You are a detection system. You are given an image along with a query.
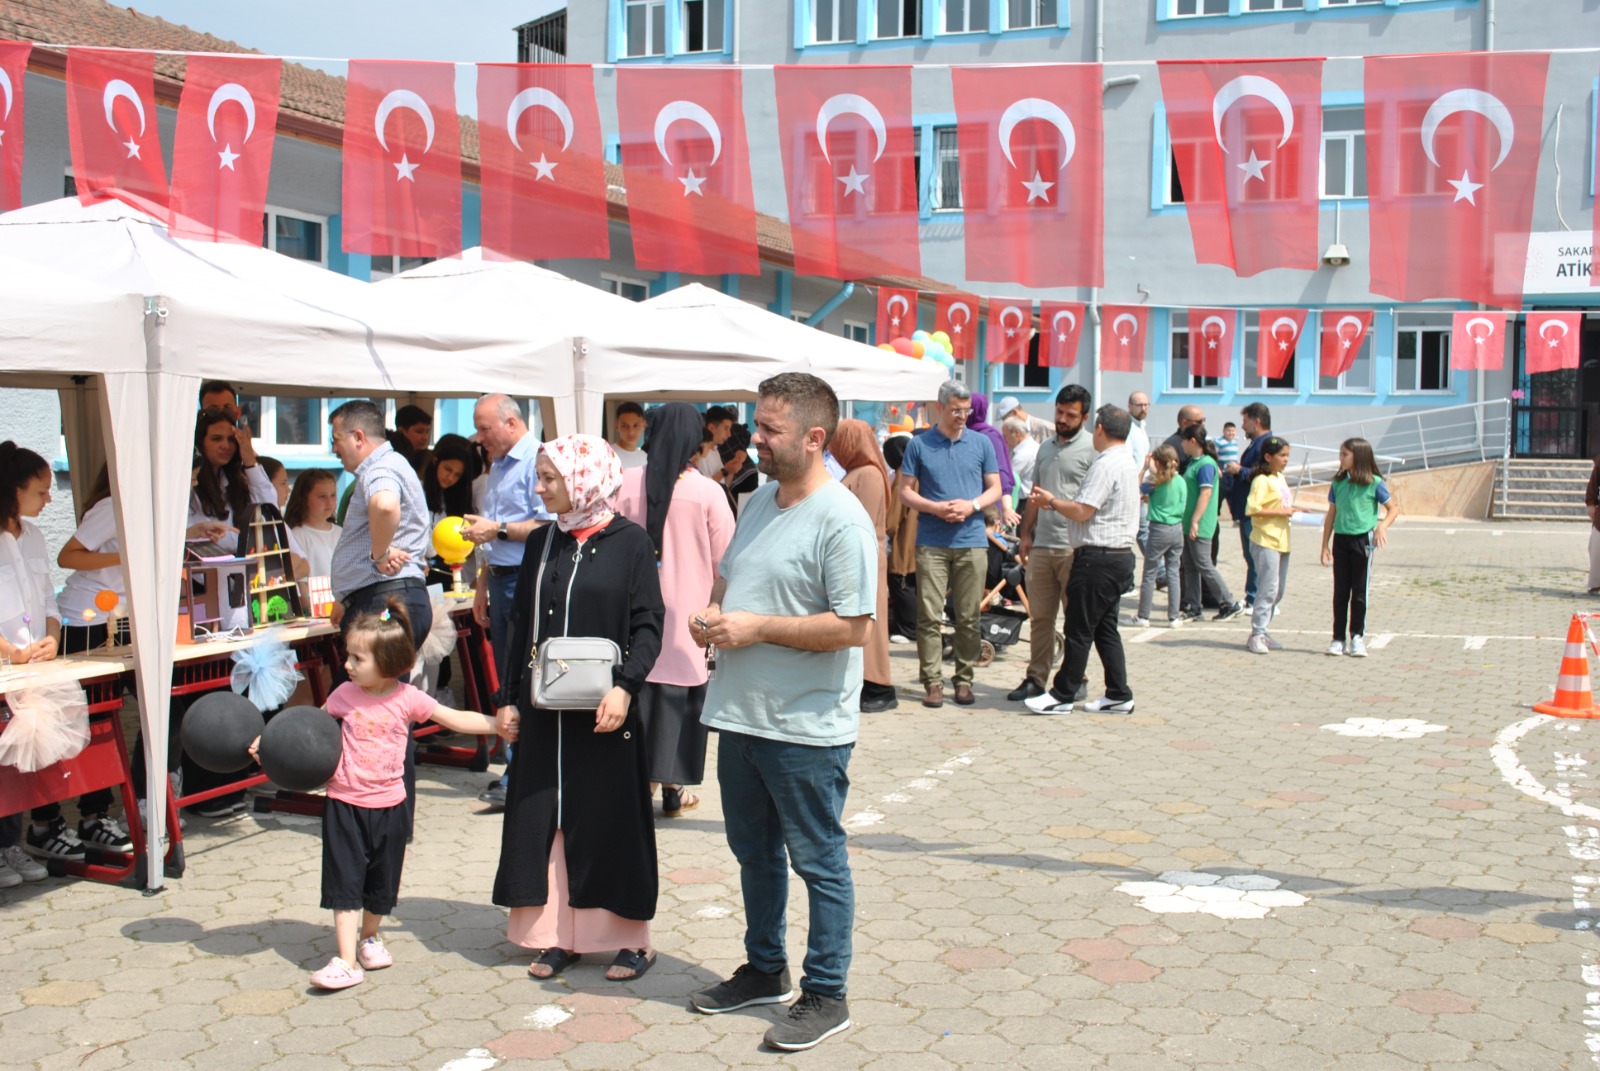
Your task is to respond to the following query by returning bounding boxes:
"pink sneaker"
[356,937,393,971]
[309,957,365,990]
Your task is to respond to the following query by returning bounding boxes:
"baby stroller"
[942,524,1056,668]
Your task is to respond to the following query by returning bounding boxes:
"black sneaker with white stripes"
[25,817,85,861]
[77,816,133,851]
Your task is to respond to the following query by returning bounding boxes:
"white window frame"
[874,0,922,39]
[233,395,390,459]
[679,0,723,52]
[1314,317,1376,394]
[1238,312,1299,394]
[1243,0,1304,10]
[929,126,962,212]
[993,361,1024,390]
[367,254,434,281]
[842,319,870,344]
[811,0,858,42]
[1168,0,1229,16]
[602,273,650,302]
[1167,311,1223,393]
[1005,0,1058,29]
[791,310,813,324]
[1392,312,1454,394]
[1320,107,1367,200]
[264,206,329,268]
[624,0,667,57]
[942,0,988,33]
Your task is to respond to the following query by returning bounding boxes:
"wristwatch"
[971,498,983,514]
[496,522,508,542]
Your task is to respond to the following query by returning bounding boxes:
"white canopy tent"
[0,199,579,888]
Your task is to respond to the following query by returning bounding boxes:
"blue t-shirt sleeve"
[900,438,924,481]
[825,520,879,619]
[1139,481,1154,496]
[1196,464,1216,490]
[1374,480,1391,506]
[980,435,998,476]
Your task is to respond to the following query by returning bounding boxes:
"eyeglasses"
[947,407,973,418]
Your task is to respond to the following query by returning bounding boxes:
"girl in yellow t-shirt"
[1244,437,1294,654]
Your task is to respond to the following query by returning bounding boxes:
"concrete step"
[1495,511,1589,521]
[1502,491,1592,506]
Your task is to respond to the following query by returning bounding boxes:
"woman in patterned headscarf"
[491,434,666,983]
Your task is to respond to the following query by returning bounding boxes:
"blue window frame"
[609,0,735,62]
[794,0,1068,52]
[1156,0,1476,23]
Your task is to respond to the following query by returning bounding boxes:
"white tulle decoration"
[0,681,90,772]
[230,640,303,712]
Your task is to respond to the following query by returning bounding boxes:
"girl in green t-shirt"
[1179,424,1243,621]
[1134,445,1188,626]
[1318,438,1400,658]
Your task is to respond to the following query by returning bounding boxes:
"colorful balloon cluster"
[878,329,957,375]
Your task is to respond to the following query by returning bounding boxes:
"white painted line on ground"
[1130,629,1163,643]
[1464,636,1489,651]
[1130,626,1561,643]
[1491,717,1600,822]
[524,1006,572,1030]
[849,748,983,836]
[1368,633,1395,649]
[437,1051,498,1071]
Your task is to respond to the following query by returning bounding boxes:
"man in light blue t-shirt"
[690,373,876,1052]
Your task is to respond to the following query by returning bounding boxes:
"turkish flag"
[877,286,919,343]
[952,63,1102,288]
[1526,311,1582,374]
[1101,305,1149,373]
[170,55,281,244]
[65,48,169,219]
[1188,308,1238,379]
[343,60,461,258]
[1256,309,1307,380]
[774,65,919,280]
[1039,302,1085,368]
[0,42,30,212]
[477,63,609,262]
[1319,311,1374,378]
[1450,310,1508,371]
[1366,51,1549,309]
[616,67,757,275]
[987,300,1033,366]
[934,292,979,361]
[1157,59,1324,276]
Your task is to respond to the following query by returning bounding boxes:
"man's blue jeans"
[718,731,854,999]
[488,570,519,788]
[1238,517,1259,604]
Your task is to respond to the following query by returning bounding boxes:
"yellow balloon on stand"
[432,517,474,565]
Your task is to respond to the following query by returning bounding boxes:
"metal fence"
[1281,399,1512,481]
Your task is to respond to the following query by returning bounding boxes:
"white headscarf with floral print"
[540,435,623,533]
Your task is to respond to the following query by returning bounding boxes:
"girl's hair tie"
[379,609,391,622]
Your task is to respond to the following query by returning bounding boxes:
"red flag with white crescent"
[65,48,169,220]
[0,41,30,213]
[477,63,609,261]
[876,286,919,343]
[987,300,1032,366]
[1450,310,1508,371]
[934,292,979,361]
[951,63,1103,288]
[342,60,462,257]
[1157,58,1324,277]
[1100,305,1148,373]
[1256,309,1307,380]
[1039,302,1085,368]
[170,55,282,244]
[616,67,758,274]
[1366,51,1549,308]
[774,65,920,280]
[1526,311,1581,375]
[1188,308,1237,379]
[1319,311,1373,378]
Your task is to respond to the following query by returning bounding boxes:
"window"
[1167,312,1222,391]
[1239,313,1298,392]
[1316,314,1374,392]
[943,0,987,33]
[929,127,961,211]
[875,0,921,38]
[368,255,433,280]
[1321,107,1368,199]
[1394,312,1452,393]
[625,0,666,56]
[812,0,858,42]
[232,395,379,458]
[602,274,649,302]
[1007,0,1058,29]
[680,0,723,52]
[791,310,813,324]
[1321,0,1383,5]
[842,319,869,344]
[1245,0,1303,8]
[993,335,1050,390]
[1171,0,1228,15]
[263,208,327,266]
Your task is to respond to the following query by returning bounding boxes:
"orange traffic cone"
[1534,615,1600,718]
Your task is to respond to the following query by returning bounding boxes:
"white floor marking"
[1320,717,1447,739]
[524,1006,573,1030]
[1368,633,1395,649]
[1115,871,1307,919]
[1130,629,1163,643]
[1464,636,1489,650]
[848,748,982,836]
[437,1051,498,1071]
[1491,717,1600,823]
[693,904,732,920]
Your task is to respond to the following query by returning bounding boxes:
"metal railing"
[1282,398,1512,477]
[1286,444,1406,497]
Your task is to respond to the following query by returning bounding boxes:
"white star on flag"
[679,168,707,196]
[1549,337,1562,348]
[123,137,141,159]
[1341,340,1353,349]
[531,154,557,181]
[1237,151,1269,183]
[394,154,420,181]
[1057,333,1067,342]
[217,144,239,170]
[1207,339,1218,349]
[890,316,901,328]
[1277,340,1290,351]
[1022,170,1055,204]
[836,166,869,196]
[1448,170,1483,204]
[1006,327,1017,338]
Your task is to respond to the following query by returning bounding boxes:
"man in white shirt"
[612,401,648,469]
[696,406,738,478]
[996,396,1053,444]
[1003,417,1038,499]
[1127,391,1151,559]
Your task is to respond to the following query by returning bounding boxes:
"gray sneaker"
[1348,635,1368,658]
[1246,634,1270,655]
[2,844,47,882]
[1263,634,1284,651]
[692,963,794,1014]
[764,990,852,1051]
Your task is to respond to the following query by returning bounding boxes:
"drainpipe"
[805,281,855,327]
[1478,0,1494,449]
[1092,0,1107,410]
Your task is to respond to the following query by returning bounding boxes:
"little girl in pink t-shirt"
[262,600,504,990]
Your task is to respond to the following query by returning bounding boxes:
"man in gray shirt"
[1008,384,1094,703]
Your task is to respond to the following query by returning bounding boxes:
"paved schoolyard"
[4,520,1600,1070]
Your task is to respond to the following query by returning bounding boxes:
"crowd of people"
[0,375,1406,1051]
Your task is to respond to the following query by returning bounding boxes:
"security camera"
[1322,243,1351,267]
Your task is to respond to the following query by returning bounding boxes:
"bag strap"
[528,525,556,663]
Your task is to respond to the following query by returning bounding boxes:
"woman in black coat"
[493,434,665,982]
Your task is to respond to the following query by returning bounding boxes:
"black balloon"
[180,691,265,774]
[258,705,343,793]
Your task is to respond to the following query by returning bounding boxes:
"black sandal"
[528,948,579,978]
[607,948,656,981]
[662,786,700,817]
